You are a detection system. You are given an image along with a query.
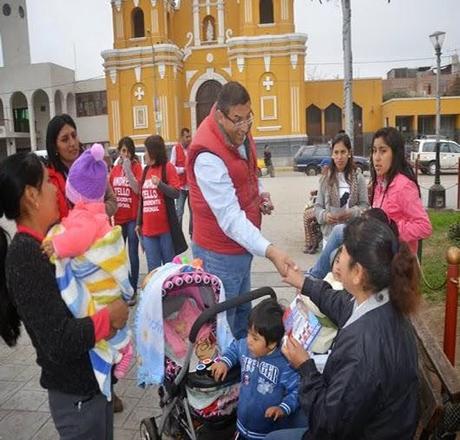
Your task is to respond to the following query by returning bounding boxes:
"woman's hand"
[41,240,55,258]
[151,175,160,186]
[339,209,352,222]
[326,212,338,225]
[106,299,129,330]
[282,334,310,369]
[282,267,304,290]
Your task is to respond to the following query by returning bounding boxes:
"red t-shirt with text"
[109,160,143,225]
[141,163,180,237]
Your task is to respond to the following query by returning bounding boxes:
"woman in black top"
[267,217,420,440]
[0,152,128,439]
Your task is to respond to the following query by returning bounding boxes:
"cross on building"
[134,86,145,101]
[263,76,274,91]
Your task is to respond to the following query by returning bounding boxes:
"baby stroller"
[136,262,275,440]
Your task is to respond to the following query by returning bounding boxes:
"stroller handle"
[189,286,276,343]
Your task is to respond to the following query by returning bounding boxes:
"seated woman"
[268,216,420,439]
[309,126,432,279]
[314,133,369,249]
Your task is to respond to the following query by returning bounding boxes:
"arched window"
[132,7,145,38]
[306,105,322,142]
[324,103,342,139]
[260,0,274,24]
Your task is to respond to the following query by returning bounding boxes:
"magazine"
[283,296,322,352]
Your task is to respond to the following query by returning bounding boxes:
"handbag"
[161,165,188,255]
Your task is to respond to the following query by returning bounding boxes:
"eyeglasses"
[220,110,254,130]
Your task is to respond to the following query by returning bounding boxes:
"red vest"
[187,106,261,255]
[173,143,187,188]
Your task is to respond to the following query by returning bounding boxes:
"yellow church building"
[102,0,460,157]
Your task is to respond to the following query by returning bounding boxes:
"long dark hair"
[145,135,168,166]
[46,114,81,176]
[344,217,420,315]
[118,136,136,161]
[328,132,355,186]
[0,153,46,346]
[370,127,419,204]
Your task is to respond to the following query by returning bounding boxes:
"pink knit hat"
[66,143,108,205]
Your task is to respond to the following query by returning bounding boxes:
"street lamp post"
[428,30,446,209]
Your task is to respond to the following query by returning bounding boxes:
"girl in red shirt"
[136,135,181,271]
[109,136,143,299]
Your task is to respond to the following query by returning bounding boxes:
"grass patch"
[420,210,460,302]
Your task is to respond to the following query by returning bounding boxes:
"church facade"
[102,0,460,156]
[102,0,309,152]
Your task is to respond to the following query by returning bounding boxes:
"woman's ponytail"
[0,227,21,346]
[389,242,421,315]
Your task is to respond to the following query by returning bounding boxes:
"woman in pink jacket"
[370,127,432,253]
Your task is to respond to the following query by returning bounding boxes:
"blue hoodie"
[221,338,300,439]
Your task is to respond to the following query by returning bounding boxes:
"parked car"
[410,139,460,175]
[293,144,370,175]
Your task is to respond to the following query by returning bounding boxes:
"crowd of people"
[0,80,433,439]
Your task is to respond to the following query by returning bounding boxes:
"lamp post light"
[428,30,446,209]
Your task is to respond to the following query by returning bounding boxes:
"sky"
[25,0,460,81]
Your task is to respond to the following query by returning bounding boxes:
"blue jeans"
[309,223,345,279]
[192,242,252,339]
[121,220,139,292]
[143,232,175,272]
[175,189,188,229]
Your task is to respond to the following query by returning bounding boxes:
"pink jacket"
[52,202,112,258]
[373,173,432,253]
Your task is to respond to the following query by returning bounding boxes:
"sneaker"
[113,393,123,413]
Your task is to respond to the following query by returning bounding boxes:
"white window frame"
[260,96,278,121]
[133,105,148,129]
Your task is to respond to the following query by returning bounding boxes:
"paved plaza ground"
[0,171,458,439]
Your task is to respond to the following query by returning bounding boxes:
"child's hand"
[210,361,228,382]
[41,240,55,258]
[282,267,304,290]
[265,406,285,421]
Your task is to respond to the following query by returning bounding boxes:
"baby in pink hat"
[42,144,134,387]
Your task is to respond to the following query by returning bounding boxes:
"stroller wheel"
[140,417,159,440]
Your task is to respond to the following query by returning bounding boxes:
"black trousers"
[48,389,114,440]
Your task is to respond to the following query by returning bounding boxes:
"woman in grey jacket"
[314,133,369,246]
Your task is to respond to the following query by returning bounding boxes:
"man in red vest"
[170,128,192,232]
[187,81,296,339]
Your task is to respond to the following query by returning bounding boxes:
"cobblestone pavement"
[0,171,458,439]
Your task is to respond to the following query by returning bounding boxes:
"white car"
[410,139,460,175]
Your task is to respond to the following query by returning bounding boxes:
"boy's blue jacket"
[221,338,300,439]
